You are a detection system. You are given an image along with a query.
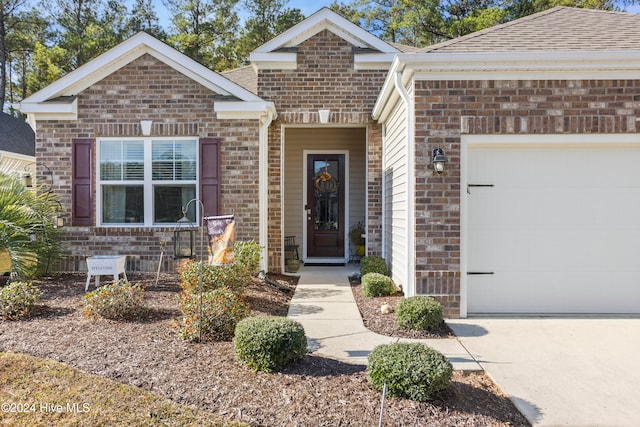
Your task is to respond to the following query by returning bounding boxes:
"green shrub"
[395,296,444,331]
[367,342,452,401]
[360,256,388,276]
[0,281,43,320]
[178,287,249,342]
[83,280,146,320]
[180,240,261,296]
[361,272,396,297]
[234,316,307,372]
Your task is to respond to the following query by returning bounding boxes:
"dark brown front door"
[306,154,345,258]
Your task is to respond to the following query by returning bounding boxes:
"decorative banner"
[205,215,235,265]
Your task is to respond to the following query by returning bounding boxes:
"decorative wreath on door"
[314,170,339,193]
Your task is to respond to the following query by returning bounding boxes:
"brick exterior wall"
[413,78,640,317]
[36,54,260,273]
[259,30,387,271]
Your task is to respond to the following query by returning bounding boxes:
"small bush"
[83,280,146,320]
[360,256,388,276]
[367,342,452,401]
[234,316,307,372]
[0,281,43,320]
[395,296,444,331]
[361,272,396,297]
[180,240,261,296]
[178,287,249,342]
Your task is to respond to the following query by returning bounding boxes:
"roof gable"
[250,8,400,70]
[423,7,640,52]
[17,32,270,121]
[0,113,35,157]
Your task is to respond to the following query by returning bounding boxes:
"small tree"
[0,173,61,279]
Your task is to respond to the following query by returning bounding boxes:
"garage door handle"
[467,272,495,275]
[467,184,494,194]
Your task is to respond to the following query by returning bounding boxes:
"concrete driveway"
[447,318,640,427]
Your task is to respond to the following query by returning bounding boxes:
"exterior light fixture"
[140,120,153,136]
[432,148,446,175]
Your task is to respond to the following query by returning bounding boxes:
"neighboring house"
[14,7,640,317]
[0,112,35,178]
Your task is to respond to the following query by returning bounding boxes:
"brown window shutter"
[199,138,221,217]
[72,139,94,226]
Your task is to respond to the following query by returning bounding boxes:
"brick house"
[16,7,640,317]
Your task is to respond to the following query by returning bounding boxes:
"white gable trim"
[250,8,399,70]
[254,8,398,54]
[214,101,277,120]
[16,32,266,118]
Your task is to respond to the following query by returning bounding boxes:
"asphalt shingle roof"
[0,113,34,157]
[222,66,258,95]
[422,7,640,52]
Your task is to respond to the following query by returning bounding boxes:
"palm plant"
[0,173,61,280]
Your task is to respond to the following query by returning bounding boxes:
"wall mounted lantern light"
[22,163,53,190]
[432,148,446,175]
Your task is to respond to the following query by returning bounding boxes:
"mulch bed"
[0,273,529,426]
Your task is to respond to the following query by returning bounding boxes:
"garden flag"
[205,215,235,265]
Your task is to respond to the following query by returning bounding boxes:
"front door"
[306,154,345,259]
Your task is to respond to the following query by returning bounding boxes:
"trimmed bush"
[360,256,387,276]
[83,280,146,320]
[178,287,249,342]
[395,296,444,331]
[234,316,307,372]
[0,281,43,320]
[361,272,396,297]
[180,240,261,296]
[367,342,452,401]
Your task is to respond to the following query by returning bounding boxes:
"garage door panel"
[468,272,640,314]
[470,229,640,273]
[467,144,640,314]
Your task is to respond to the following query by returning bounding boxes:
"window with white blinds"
[97,138,197,226]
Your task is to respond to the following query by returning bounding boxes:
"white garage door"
[467,143,640,314]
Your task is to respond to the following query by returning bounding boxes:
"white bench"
[85,255,128,291]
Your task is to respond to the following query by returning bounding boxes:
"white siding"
[383,98,408,291]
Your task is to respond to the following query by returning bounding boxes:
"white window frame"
[96,137,199,227]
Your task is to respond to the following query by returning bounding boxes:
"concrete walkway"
[286,265,481,370]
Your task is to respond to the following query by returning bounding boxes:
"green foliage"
[361,273,396,297]
[178,287,249,342]
[360,255,387,276]
[395,296,444,331]
[179,240,261,295]
[367,342,453,401]
[83,280,146,320]
[0,281,43,320]
[0,174,62,279]
[234,316,307,372]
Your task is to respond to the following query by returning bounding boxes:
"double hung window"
[98,138,197,226]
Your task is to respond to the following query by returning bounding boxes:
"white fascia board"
[214,101,277,120]
[404,50,640,78]
[15,98,78,121]
[249,52,298,70]
[354,53,396,70]
[254,8,399,54]
[372,56,405,122]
